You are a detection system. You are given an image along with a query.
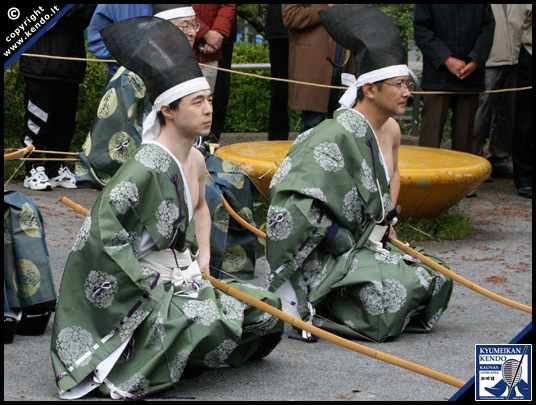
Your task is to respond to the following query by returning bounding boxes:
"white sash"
[139,248,201,289]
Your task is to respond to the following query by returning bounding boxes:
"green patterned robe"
[51,142,283,399]
[4,191,57,317]
[75,67,149,188]
[266,108,453,342]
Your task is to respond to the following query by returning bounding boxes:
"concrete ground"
[4,137,532,401]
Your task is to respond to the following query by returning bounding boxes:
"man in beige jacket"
[283,4,354,132]
[472,4,524,180]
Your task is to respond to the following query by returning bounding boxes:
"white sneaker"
[49,165,77,189]
[23,166,52,191]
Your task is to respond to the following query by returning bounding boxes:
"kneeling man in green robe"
[266,5,453,343]
[50,16,283,400]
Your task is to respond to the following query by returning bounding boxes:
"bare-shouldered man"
[157,89,214,274]
[355,76,411,239]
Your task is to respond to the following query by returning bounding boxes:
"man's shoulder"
[384,117,402,136]
[107,143,177,184]
[376,117,402,147]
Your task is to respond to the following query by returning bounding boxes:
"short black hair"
[157,99,181,126]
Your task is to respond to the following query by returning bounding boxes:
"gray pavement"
[4,162,532,401]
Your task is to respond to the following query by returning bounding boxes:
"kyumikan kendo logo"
[476,344,531,400]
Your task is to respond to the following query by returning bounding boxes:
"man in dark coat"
[413,4,495,154]
[20,5,95,191]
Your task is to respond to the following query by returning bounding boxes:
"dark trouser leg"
[451,94,479,154]
[211,40,234,140]
[44,81,79,177]
[419,94,450,148]
[512,47,532,189]
[487,66,517,165]
[21,78,79,177]
[268,38,290,141]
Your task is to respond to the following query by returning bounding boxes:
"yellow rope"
[19,53,532,95]
[4,147,79,156]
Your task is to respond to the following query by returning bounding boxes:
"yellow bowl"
[216,142,491,218]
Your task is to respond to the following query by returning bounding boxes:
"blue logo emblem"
[476,344,531,400]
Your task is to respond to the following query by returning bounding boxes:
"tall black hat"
[319,5,409,108]
[101,16,210,141]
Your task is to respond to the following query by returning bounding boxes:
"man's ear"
[361,82,376,99]
[160,104,173,120]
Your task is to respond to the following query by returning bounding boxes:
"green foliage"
[224,41,300,133]
[225,42,270,133]
[236,4,268,38]
[73,52,108,151]
[396,205,474,242]
[368,4,416,56]
[4,61,26,150]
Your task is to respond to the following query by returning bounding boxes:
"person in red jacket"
[192,4,236,92]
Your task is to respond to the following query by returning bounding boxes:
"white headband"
[142,76,211,142]
[339,64,410,108]
[154,7,195,20]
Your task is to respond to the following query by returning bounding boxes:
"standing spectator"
[192,4,236,92]
[413,5,495,154]
[210,15,237,140]
[266,4,290,141]
[472,5,524,179]
[87,4,152,82]
[512,5,532,198]
[283,4,354,133]
[20,4,95,191]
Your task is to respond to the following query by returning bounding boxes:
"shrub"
[396,206,474,242]
[225,41,300,133]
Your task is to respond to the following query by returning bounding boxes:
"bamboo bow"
[202,273,465,388]
[388,239,532,314]
[58,194,532,315]
[218,194,532,315]
[57,193,532,389]
[4,145,35,161]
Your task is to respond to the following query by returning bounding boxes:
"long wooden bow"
[389,238,532,314]
[202,273,465,388]
[58,194,532,315]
